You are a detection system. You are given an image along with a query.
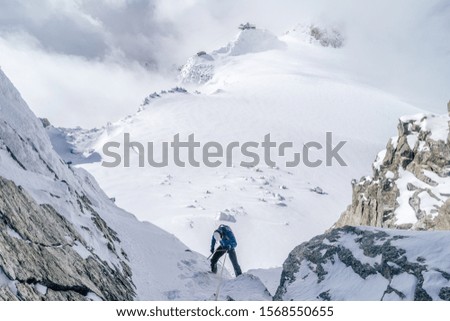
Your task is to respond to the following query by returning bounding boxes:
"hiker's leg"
[210,246,226,273]
[227,248,242,276]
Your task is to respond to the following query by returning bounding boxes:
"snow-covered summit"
[214,27,286,57]
[179,26,285,84]
[179,22,345,85]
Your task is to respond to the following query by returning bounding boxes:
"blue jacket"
[210,225,237,252]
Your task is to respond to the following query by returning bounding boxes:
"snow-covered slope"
[1,67,272,300]
[248,267,283,297]
[47,26,425,273]
[275,226,450,301]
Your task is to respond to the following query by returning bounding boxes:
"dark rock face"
[335,113,450,230]
[0,177,134,300]
[439,287,450,300]
[274,226,450,301]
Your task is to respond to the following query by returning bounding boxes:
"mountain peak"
[179,26,285,84]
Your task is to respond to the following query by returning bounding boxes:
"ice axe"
[207,250,215,260]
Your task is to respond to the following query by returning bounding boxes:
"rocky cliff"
[335,110,450,230]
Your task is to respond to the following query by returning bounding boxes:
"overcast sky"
[0,0,449,127]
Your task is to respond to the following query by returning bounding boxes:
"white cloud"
[0,0,449,127]
[0,33,171,128]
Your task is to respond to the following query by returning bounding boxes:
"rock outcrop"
[335,112,450,230]
[0,177,133,300]
[275,226,450,301]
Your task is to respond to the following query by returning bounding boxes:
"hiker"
[210,224,242,277]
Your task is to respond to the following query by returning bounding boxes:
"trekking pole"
[207,248,226,260]
[214,252,228,301]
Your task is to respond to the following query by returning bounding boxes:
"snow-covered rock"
[179,53,215,84]
[46,126,103,165]
[140,87,188,107]
[275,226,450,301]
[335,112,450,230]
[216,273,272,301]
[284,24,344,48]
[216,210,237,223]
